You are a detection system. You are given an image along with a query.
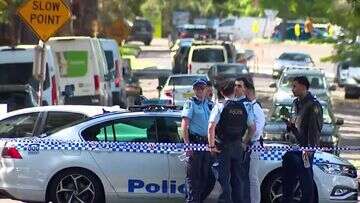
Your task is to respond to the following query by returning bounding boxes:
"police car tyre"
[261,169,317,203]
[47,168,105,203]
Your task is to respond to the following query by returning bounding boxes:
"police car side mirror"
[269,83,276,88]
[335,118,344,126]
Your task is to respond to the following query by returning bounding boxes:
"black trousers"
[282,151,315,203]
[212,141,247,203]
[186,151,213,203]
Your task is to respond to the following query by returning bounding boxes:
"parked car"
[48,36,113,106]
[0,105,125,138]
[207,63,252,89]
[264,99,344,151]
[221,41,236,63]
[0,108,357,203]
[0,85,38,112]
[170,38,193,74]
[187,42,227,74]
[169,24,213,46]
[273,52,315,79]
[272,22,329,41]
[100,38,127,107]
[127,17,153,46]
[335,60,360,98]
[0,45,61,105]
[160,74,208,106]
[270,67,336,105]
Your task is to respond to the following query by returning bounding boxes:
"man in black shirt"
[282,76,323,203]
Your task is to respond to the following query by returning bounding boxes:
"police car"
[0,105,126,138]
[0,107,357,203]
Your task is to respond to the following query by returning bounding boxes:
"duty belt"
[189,133,208,144]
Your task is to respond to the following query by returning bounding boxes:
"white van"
[48,36,112,106]
[217,17,266,41]
[0,45,61,106]
[187,44,228,74]
[99,38,127,107]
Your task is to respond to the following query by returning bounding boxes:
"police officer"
[182,79,213,203]
[245,82,265,203]
[201,80,217,201]
[208,80,256,203]
[233,77,254,202]
[282,76,323,203]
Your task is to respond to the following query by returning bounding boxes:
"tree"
[323,0,360,64]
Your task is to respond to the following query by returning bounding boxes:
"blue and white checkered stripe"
[5,138,360,162]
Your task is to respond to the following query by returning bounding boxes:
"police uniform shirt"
[209,97,255,127]
[181,97,212,136]
[251,100,266,141]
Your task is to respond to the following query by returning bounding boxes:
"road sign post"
[17,0,71,106]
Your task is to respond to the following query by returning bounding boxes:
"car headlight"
[316,163,357,178]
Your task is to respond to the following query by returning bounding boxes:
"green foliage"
[323,0,360,63]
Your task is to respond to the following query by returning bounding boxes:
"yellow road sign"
[294,23,301,37]
[17,0,71,42]
[252,20,260,34]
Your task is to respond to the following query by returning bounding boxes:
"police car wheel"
[47,169,104,203]
[261,170,302,203]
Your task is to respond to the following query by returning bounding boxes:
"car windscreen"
[216,65,248,75]
[192,48,225,62]
[104,50,114,70]
[279,75,325,89]
[0,92,34,111]
[168,76,207,86]
[0,63,50,91]
[271,104,331,124]
[279,53,309,62]
[133,20,152,31]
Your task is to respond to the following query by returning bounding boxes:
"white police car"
[0,109,357,203]
[0,105,126,139]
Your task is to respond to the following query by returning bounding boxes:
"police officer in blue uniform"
[282,76,323,203]
[181,79,213,203]
[208,80,256,203]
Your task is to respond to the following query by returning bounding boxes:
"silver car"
[0,109,357,203]
[271,67,336,105]
[273,52,315,79]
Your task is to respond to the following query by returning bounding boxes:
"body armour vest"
[215,100,248,145]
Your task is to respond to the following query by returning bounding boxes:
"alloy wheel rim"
[270,177,302,203]
[56,174,95,203]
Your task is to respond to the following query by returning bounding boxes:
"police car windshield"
[271,104,332,124]
[280,75,325,89]
[168,76,207,86]
[279,53,309,62]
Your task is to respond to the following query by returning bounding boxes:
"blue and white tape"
[3,138,360,162]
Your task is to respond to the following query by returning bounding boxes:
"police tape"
[5,138,360,162]
[6,138,360,153]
